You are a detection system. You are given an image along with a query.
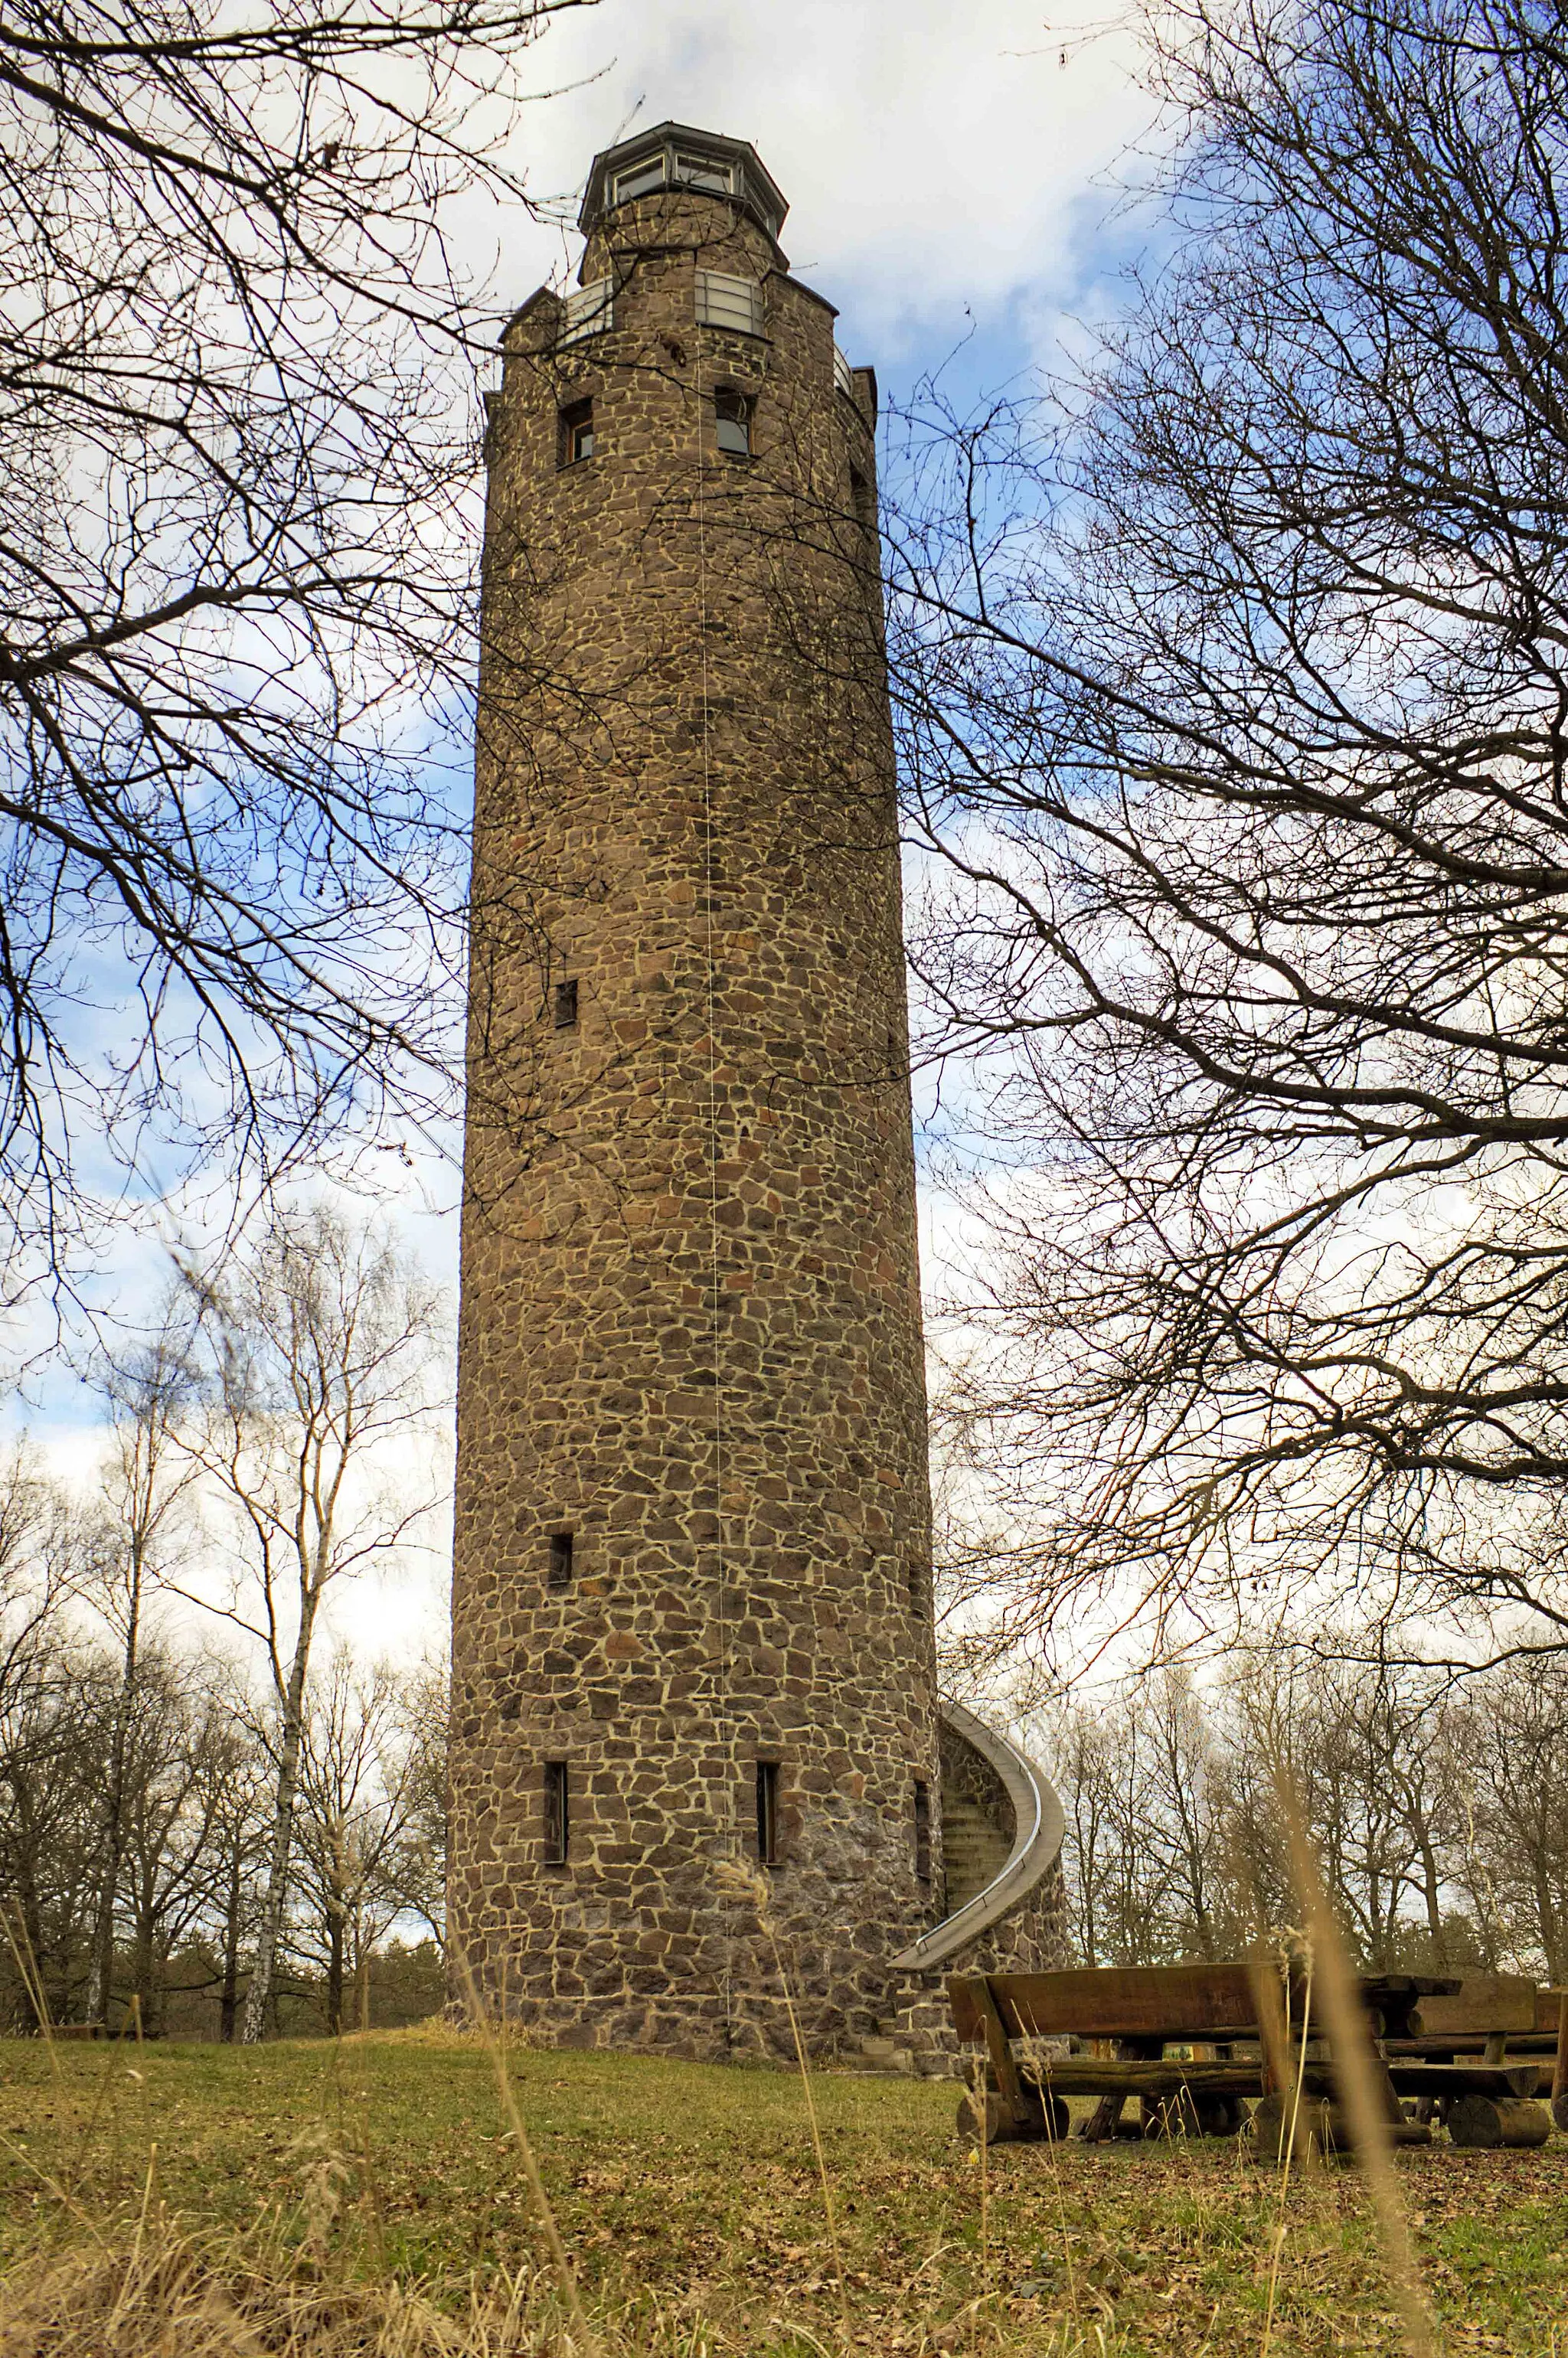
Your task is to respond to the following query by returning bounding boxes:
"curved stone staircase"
[858,1699,1066,2072]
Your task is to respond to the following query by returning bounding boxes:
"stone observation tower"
[449,123,1064,2061]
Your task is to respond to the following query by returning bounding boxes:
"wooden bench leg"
[1080,2092,1125,2143]
[1448,2095,1550,2149]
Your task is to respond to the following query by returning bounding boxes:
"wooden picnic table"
[947,1963,1563,2151]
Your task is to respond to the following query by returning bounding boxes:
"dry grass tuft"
[0,2219,534,2356]
[0,2211,720,2358]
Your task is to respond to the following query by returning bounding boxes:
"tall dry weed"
[0,2214,689,2358]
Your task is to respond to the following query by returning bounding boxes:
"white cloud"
[490,0,1153,358]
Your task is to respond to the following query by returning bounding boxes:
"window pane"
[560,282,613,346]
[695,271,763,338]
[612,158,666,203]
[714,389,750,459]
[557,400,593,466]
[676,154,732,194]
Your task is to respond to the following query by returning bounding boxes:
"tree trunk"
[87,1700,128,2028]
[326,1904,345,2037]
[219,1849,243,2043]
[89,1546,145,2031]
[243,1729,301,2043]
[131,1910,157,2040]
[243,1608,317,2044]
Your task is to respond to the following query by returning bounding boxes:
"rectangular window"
[543,1761,569,1864]
[676,153,735,196]
[559,281,613,346]
[547,1530,574,1590]
[913,1780,932,1883]
[554,978,579,1028]
[756,1761,779,1866]
[714,387,752,459]
[557,398,594,465]
[695,270,764,338]
[612,156,667,205]
[907,1559,926,1618]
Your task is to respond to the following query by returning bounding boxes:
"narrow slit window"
[907,1559,926,1618]
[547,1530,574,1590]
[554,978,579,1028]
[543,1761,569,1863]
[558,397,594,465]
[913,1780,931,1883]
[756,1761,779,1866]
[850,467,875,531]
[714,387,751,459]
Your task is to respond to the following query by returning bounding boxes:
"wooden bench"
[947,1964,1560,2151]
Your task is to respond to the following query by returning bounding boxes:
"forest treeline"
[1,1203,449,2040]
[1043,1650,1568,1984]
[0,1584,445,2039]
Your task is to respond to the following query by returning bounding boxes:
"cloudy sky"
[19,0,1165,1664]
[489,0,1157,387]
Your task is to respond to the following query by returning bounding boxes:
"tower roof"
[577,122,789,248]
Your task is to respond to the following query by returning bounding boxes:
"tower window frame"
[543,1760,570,1864]
[547,1529,574,1590]
[557,397,595,467]
[695,269,764,338]
[675,151,737,195]
[714,386,753,460]
[756,1760,780,1867]
[913,1778,932,1883]
[558,281,614,346]
[610,155,668,206]
[554,978,579,1029]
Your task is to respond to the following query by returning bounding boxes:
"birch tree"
[79,1313,198,2026]
[184,1205,443,2041]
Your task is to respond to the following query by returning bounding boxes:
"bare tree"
[890,0,1568,1659]
[0,1443,95,2024]
[1447,1654,1568,1980]
[181,1203,444,2040]
[0,1635,106,2027]
[292,1651,433,2036]
[0,0,585,1313]
[193,1699,272,2043]
[386,1653,451,1955]
[114,1653,235,2035]
[77,1308,198,2025]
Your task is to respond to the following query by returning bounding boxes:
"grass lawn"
[1,2027,1565,2354]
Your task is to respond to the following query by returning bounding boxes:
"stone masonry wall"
[449,171,945,2059]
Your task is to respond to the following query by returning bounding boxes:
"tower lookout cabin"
[449,123,1064,2062]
